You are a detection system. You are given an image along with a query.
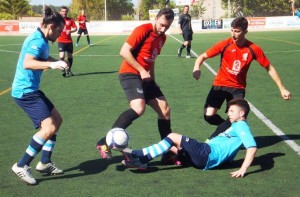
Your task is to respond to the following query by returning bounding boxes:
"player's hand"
[281,89,291,100]
[230,169,246,178]
[140,70,151,81]
[49,61,68,70]
[66,30,71,35]
[192,69,201,80]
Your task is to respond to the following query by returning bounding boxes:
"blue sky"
[29,0,138,7]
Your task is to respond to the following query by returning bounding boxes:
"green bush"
[0,13,13,20]
[121,14,134,20]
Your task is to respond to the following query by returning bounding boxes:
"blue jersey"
[296,11,300,18]
[11,28,49,98]
[205,121,256,170]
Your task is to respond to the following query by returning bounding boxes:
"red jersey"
[119,23,166,75]
[57,17,77,43]
[77,14,87,29]
[206,38,270,89]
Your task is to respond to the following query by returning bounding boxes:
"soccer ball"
[106,128,129,150]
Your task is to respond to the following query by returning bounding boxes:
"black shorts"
[78,28,88,35]
[58,42,73,53]
[13,90,54,129]
[182,31,193,41]
[204,86,245,112]
[179,136,211,169]
[119,73,164,103]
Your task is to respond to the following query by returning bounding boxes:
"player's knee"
[131,105,145,116]
[41,124,57,138]
[130,99,146,115]
[204,114,225,125]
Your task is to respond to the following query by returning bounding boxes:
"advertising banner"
[0,21,19,32]
[202,19,223,29]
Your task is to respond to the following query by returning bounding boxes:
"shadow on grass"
[117,160,189,174]
[214,152,285,177]
[254,134,300,148]
[36,155,124,183]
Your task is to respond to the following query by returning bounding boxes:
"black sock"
[187,44,191,55]
[112,108,139,129]
[209,119,231,139]
[204,114,225,125]
[87,35,90,45]
[68,57,73,71]
[60,58,65,74]
[180,44,186,51]
[97,109,139,146]
[158,119,171,139]
[76,36,81,44]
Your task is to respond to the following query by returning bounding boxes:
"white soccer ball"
[106,128,129,150]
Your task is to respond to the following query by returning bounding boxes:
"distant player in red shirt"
[57,6,77,77]
[96,8,178,165]
[76,9,91,47]
[192,17,291,138]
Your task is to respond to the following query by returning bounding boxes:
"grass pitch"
[0,30,299,196]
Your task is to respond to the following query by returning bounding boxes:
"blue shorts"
[13,90,54,129]
[179,136,211,169]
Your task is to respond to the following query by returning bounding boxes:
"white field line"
[1,38,300,156]
[169,34,300,156]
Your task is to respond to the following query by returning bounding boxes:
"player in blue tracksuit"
[11,6,68,185]
[122,98,257,178]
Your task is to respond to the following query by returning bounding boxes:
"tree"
[139,0,176,20]
[70,0,134,20]
[189,1,206,18]
[107,0,134,20]
[221,0,292,17]
[0,0,31,19]
[31,5,61,16]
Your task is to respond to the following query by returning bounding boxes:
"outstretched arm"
[230,147,257,178]
[193,52,208,80]
[266,64,291,100]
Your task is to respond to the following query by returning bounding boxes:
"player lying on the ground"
[122,98,257,178]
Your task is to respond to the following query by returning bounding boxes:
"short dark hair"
[60,6,69,11]
[228,98,250,118]
[231,16,248,31]
[43,6,65,27]
[156,8,174,20]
